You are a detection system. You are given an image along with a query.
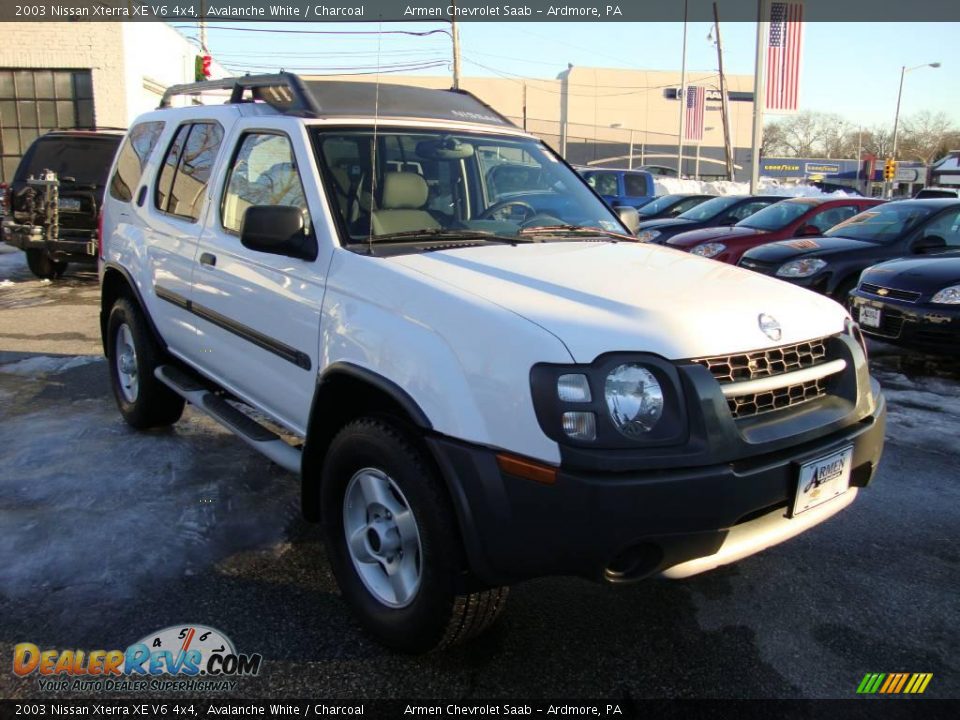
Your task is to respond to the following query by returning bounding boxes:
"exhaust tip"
[604,543,663,583]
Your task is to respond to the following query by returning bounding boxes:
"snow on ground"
[0,355,300,607]
[654,177,858,198]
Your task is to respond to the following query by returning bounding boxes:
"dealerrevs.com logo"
[13,624,262,693]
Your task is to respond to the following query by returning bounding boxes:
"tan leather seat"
[371,172,439,235]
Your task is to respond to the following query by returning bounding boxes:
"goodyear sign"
[805,163,841,175]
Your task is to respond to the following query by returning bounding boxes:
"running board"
[155,365,302,474]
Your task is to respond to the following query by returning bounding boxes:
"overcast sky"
[174,21,959,131]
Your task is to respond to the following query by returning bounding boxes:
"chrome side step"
[155,365,301,474]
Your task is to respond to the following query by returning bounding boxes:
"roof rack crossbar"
[159,73,321,116]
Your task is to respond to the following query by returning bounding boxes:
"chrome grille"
[692,338,827,383]
[859,282,921,303]
[726,378,826,419]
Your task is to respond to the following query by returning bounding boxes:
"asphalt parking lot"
[0,245,957,701]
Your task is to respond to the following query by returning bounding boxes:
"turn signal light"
[496,453,558,485]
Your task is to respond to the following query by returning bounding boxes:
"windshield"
[16,135,121,186]
[312,129,625,244]
[738,200,814,230]
[677,195,740,221]
[825,203,935,243]
[637,195,681,217]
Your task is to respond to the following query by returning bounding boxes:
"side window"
[221,133,310,234]
[623,173,649,197]
[154,122,224,222]
[728,201,770,221]
[586,172,618,196]
[809,205,858,232]
[109,121,164,202]
[922,209,960,246]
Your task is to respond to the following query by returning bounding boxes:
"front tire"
[321,418,508,652]
[25,249,67,279]
[106,297,185,429]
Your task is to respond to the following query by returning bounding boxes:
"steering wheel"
[478,200,537,223]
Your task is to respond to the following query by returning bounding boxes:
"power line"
[172,24,451,38]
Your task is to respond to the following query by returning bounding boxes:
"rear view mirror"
[614,205,640,234]
[240,206,317,261]
[912,235,947,254]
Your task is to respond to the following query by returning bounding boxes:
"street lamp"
[888,62,940,196]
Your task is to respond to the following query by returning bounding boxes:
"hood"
[635,218,696,232]
[391,242,847,363]
[862,253,960,290]
[743,235,875,263]
[667,225,767,249]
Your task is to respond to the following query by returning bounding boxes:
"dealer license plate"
[59,198,82,212]
[859,305,881,328]
[793,446,853,516]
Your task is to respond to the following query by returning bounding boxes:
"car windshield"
[638,195,682,217]
[677,195,740,221]
[825,203,936,243]
[16,135,120,186]
[738,200,815,230]
[312,129,625,245]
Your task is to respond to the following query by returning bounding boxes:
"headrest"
[381,172,428,210]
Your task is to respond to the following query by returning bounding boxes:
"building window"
[0,69,95,183]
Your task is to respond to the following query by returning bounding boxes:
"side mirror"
[912,235,946,254]
[798,224,821,237]
[614,205,641,234]
[240,206,317,261]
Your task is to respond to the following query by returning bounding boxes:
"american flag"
[766,1,804,111]
[684,86,705,141]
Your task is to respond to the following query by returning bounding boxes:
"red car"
[666,196,885,265]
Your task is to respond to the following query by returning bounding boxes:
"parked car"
[577,167,656,210]
[914,187,959,199]
[635,195,782,244]
[637,193,713,220]
[639,164,682,178]
[101,73,885,653]
[739,199,960,301]
[849,251,960,353]
[1,129,124,278]
[667,196,885,265]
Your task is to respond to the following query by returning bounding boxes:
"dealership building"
[0,22,226,183]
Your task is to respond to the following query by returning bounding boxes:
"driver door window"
[922,209,960,246]
[808,205,858,233]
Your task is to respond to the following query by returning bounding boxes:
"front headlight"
[604,364,664,437]
[691,242,726,258]
[636,229,661,243]
[931,285,960,304]
[776,258,827,278]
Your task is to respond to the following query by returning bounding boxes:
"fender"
[100,261,168,355]
[317,361,433,430]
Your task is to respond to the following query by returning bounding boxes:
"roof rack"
[159,72,319,115]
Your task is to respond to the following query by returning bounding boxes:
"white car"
[99,74,886,652]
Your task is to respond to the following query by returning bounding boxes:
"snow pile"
[0,279,14,287]
[654,177,857,198]
[0,354,102,376]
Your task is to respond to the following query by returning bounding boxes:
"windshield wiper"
[518,224,637,242]
[366,228,523,244]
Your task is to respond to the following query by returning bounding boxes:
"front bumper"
[429,385,885,588]
[850,291,960,353]
[2,221,97,263]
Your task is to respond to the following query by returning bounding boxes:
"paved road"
[0,246,957,701]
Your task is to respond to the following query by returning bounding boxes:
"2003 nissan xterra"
[99,74,885,652]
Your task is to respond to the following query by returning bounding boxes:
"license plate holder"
[791,446,853,517]
[859,305,881,328]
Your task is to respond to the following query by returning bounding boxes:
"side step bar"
[155,365,302,474]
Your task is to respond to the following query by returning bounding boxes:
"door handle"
[136,186,147,207]
[199,252,217,268]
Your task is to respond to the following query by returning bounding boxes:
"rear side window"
[154,122,223,222]
[109,121,164,202]
[623,173,649,197]
[15,135,120,185]
[584,171,618,196]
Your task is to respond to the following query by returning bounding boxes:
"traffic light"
[194,54,212,82]
[883,158,896,181]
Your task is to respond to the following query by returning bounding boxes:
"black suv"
[2,129,123,278]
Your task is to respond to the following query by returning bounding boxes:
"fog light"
[558,373,591,402]
[562,411,596,441]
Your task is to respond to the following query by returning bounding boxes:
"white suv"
[100,74,886,652]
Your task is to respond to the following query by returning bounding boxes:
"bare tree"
[860,126,895,159]
[898,111,960,163]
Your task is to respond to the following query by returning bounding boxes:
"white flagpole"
[677,0,688,177]
[749,0,769,194]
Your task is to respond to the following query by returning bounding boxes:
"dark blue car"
[577,167,656,210]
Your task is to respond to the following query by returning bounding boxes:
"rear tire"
[106,297,185,429]
[26,249,67,279]
[320,417,508,652]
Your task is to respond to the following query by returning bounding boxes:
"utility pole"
[450,1,462,90]
[749,0,768,194]
[198,2,208,53]
[713,2,735,181]
[522,81,527,130]
[676,0,689,176]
